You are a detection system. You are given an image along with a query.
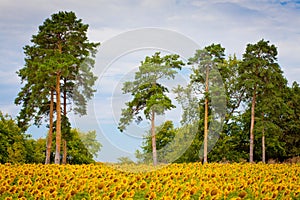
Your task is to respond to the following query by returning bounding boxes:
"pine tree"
[118,52,184,166]
[15,11,99,164]
[239,39,283,162]
[188,44,225,163]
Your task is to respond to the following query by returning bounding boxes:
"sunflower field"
[0,162,299,200]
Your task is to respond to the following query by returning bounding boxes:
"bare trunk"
[151,109,157,166]
[54,72,61,164]
[262,113,265,163]
[62,140,67,164]
[45,90,54,164]
[203,65,209,164]
[249,87,256,163]
[62,81,67,164]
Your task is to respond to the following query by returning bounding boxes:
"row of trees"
[0,112,101,164]
[2,10,298,165]
[14,11,99,164]
[120,41,299,165]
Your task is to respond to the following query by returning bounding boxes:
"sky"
[0,0,299,162]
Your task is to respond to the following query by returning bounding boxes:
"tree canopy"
[136,40,299,164]
[119,52,184,165]
[15,11,99,164]
[0,11,298,165]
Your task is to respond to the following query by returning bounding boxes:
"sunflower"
[129,190,135,197]
[59,181,66,188]
[109,191,116,198]
[17,178,24,186]
[139,181,147,190]
[238,190,247,198]
[70,189,77,196]
[43,191,50,199]
[9,185,17,194]
[114,184,122,192]
[148,191,156,200]
[37,183,43,190]
[189,186,198,195]
[204,186,210,194]
[51,191,58,198]
[271,191,278,199]
[17,191,24,198]
[180,191,190,199]
[210,188,219,196]
[122,178,128,184]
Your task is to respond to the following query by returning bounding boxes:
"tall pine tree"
[118,52,184,166]
[239,39,283,162]
[15,11,99,164]
[188,44,225,163]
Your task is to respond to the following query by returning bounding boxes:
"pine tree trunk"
[45,90,54,164]
[54,72,62,164]
[151,109,157,166]
[62,83,67,165]
[262,113,265,163]
[249,87,256,163]
[62,140,67,164]
[203,65,209,164]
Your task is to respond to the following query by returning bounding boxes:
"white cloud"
[0,103,19,117]
[87,27,129,44]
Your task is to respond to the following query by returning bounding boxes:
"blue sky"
[0,0,300,162]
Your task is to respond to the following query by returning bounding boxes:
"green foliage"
[239,39,284,104]
[209,116,249,162]
[0,110,102,164]
[78,129,102,158]
[67,142,94,164]
[52,116,72,141]
[174,44,226,163]
[7,136,26,164]
[239,39,287,162]
[0,112,27,164]
[118,52,184,131]
[45,128,100,164]
[188,44,227,115]
[15,11,99,164]
[173,84,200,125]
[142,121,176,151]
[280,82,300,158]
[117,156,135,164]
[67,129,101,164]
[119,52,184,165]
[16,11,99,124]
[5,25,300,164]
[137,121,176,163]
[172,123,204,163]
[24,138,46,164]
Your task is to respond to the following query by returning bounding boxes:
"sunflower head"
[139,181,147,190]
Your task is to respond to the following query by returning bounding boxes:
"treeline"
[1,10,299,165]
[0,112,101,164]
[131,42,299,164]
